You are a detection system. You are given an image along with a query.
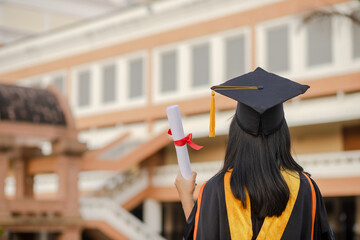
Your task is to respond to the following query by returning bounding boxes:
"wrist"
[179,191,194,201]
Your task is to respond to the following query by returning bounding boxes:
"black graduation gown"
[183,171,334,240]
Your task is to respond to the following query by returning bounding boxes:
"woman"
[175,67,334,240]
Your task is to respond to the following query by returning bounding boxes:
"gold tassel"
[209,91,215,137]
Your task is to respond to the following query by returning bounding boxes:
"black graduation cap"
[209,67,309,136]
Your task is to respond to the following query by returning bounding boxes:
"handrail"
[89,169,149,204]
[152,150,360,186]
[295,150,360,165]
[8,199,64,213]
[80,197,165,240]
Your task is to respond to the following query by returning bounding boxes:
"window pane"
[192,43,210,87]
[129,58,144,99]
[307,18,332,67]
[266,25,289,72]
[78,70,91,107]
[52,76,65,94]
[102,64,116,103]
[29,80,42,88]
[160,50,177,93]
[225,35,246,79]
[353,11,360,59]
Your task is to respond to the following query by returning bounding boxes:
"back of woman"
[175,68,334,240]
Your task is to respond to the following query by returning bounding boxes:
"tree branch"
[303,8,360,26]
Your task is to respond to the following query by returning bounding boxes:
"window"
[225,35,246,79]
[129,58,144,99]
[353,11,360,59]
[160,50,177,93]
[192,43,210,87]
[51,76,65,94]
[78,70,91,107]
[306,18,332,67]
[29,79,42,88]
[266,25,289,72]
[102,64,116,103]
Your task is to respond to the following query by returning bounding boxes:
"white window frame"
[294,2,360,81]
[124,51,147,108]
[99,58,119,107]
[220,26,251,82]
[153,29,252,104]
[16,76,46,88]
[71,63,96,116]
[187,36,213,94]
[344,3,360,66]
[256,16,295,77]
[43,70,67,95]
[153,43,183,104]
[72,52,148,117]
[303,15,334,70]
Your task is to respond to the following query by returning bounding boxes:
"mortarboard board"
[209,67,309,137]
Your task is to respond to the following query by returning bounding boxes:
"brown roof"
[0,84,66,126]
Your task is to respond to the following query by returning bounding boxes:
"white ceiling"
[0,0,155,44]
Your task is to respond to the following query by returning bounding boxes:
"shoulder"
[198,171,226,198]
[299,172,324,196]
[299,171,315,193]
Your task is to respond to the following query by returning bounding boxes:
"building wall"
[164,135,228,165]
[343,125,360,151]
[0,3,79,44]
[290,123,344,154]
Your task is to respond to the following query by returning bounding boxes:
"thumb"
[191,171,197,180]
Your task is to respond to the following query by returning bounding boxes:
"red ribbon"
[168,129,203,150]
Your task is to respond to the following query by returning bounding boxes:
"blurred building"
[0,0,359,239]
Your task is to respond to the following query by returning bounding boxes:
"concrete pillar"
[24,175,34,198]
[59,227,81,240]
[163,203,174,239]
[39,230,48,240]
[14,157,34,199]
[56,155,80,217]
[0,153,9,216]
[355,196,360,240]
[56,155,67,200]
[332,198,342,237]
[64,156,80,217]
[144,199,162,234]
[13,158,25,199]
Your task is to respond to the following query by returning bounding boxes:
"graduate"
[175,67,334,240]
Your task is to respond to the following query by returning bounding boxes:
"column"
[53,138,85,217]
[144,199,162,234]
[24,175,34,198]
[64,156,80,217]
[13,158,25,200]
[39,230,48,240]
[332,197,342,238]
[14,157,34,199]
[21,147,40,199]
[56,155,80,217]
[163,203,174,239]
[59,227,81,240]
[355,196,360,240]
[0,153,9,216]
[56,155,67,200]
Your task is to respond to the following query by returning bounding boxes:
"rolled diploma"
[166,105,192,179]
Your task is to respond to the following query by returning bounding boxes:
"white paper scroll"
[166,105,192,179]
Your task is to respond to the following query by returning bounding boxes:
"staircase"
[80,168,167,239]
[80,197,165,240]
[91,169,149,205]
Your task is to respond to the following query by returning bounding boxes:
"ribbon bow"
[168,129,203,150]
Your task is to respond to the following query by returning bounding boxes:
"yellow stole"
[224,170,300,240]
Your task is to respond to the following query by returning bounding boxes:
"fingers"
[190,171,197,180]
[174,171,198,186]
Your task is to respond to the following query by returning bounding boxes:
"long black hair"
[221,116,303,219]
